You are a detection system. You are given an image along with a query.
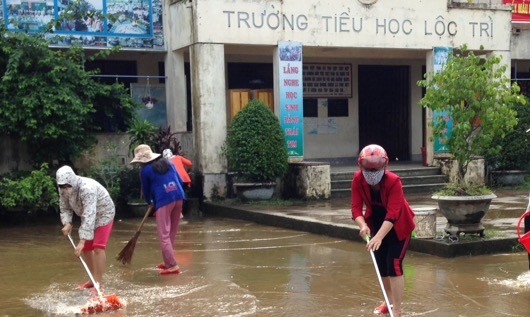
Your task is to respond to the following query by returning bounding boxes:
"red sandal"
[373,303,392,315]
[160,268,180,275]
[155,263,167,270]
[79,281,94,289]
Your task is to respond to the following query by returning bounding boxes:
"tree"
[0,25,139,166]
[418,45,526,193]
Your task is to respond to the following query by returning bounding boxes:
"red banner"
[503,0,530,23]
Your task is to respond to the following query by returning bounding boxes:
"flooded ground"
[1,216,529,316]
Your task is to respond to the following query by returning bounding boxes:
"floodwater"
[1,217,529,317]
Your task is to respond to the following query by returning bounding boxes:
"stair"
[330,166,448,198]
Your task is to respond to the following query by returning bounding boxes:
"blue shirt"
[140,162,186,210]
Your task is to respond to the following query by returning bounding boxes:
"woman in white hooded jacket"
[56,165,115,291]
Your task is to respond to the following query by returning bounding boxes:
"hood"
[56,165,79,187]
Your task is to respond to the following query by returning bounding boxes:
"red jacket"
[351,170,415,241]
[169,155,192,184]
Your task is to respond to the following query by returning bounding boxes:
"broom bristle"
[116,231,141,265]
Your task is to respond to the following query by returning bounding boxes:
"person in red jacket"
[524,195,530,270]
[163,149,192,188]
[351,144,415,317]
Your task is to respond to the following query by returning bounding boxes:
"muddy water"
[1,217,529,317]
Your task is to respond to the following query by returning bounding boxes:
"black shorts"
[374,229,411,277]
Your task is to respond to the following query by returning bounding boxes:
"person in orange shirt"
[163,148,192,188]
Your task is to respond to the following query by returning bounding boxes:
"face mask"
[362,169,385,186]
[59,186,73,196]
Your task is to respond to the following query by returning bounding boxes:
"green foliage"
[434,183,493,196]
[126,119,158,154]
[0,25,138,165]
[485,95,530,170]
[225,99,288,182]
[126,120,181,155]
[82,141,124,203]
[418,45,526,190]
[0,163,59,213]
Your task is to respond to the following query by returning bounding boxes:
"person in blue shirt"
[130,144,186,275]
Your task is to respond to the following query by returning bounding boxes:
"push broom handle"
[67,233,103,297]
[137,205,154,232]
[365,235,395,317]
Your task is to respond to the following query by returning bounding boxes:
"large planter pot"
[432,194,497,237]
[127,201,149,217]
[233,182,275,201]
[490,170,527,186]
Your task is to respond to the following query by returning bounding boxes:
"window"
[303,99,318,117]
[327,99,348,117]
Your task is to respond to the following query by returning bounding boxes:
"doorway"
[358,65,410,161]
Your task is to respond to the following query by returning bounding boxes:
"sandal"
[79,281,94,289]
[155,263,167,270]
[160,266,180,275]
[373,303,392,315]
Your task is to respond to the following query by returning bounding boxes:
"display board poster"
[278,41,303,158]
[433,46,453,153]
[0,0,164,50]
[503,0,530,23]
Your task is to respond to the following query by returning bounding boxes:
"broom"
[116,205,154,265]
[66,234,125,314]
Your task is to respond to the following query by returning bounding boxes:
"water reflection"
[0,218,529,316]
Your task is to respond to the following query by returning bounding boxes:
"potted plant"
[0,163,59,222]
[418,45,527,237]
[225,99,289,200]
[126,118,158,156]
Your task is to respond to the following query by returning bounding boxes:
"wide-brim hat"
[130,144,161,164]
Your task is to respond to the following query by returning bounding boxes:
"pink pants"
[155,200,183,268]
[82,221,114,251]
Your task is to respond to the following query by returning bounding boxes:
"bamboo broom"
[116,205,154,265]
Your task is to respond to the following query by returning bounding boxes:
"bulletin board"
[303,63,352,98]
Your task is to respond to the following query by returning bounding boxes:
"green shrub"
[485,95,530,170]
[0,163,59,213]
[225,99,288,182]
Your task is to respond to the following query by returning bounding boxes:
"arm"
[59,194,74,235]
[351,173,370,238]
[180,156,192,168]
[78,184,97,242]
[140,167,152,205]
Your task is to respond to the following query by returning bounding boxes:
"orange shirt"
[170,155,192,184]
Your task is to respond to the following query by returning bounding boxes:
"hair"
[151,156,171,174]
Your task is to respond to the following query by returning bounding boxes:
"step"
[330,167,442,181]
[331,182,447,198]
[331,175,448,190]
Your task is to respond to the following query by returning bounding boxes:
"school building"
[1,0,530,199]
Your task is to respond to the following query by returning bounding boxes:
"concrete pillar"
[425,50,434,166]
[190,43,227,200]
[165,50,187,132]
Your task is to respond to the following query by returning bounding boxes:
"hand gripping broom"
[67,234,124,314]
[116,205,154,264]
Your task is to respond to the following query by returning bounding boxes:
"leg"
[385,231,411,317]
[93,248,106,287]
[169,200,183,249]
[82,249,95,279]
[90,221,113,287]
[524,216,530,270]
[388,275,405,317]
[374,243,393,312]
[155,203,178,270]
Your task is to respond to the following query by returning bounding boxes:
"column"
[190,43,228,200]
[165,50,187,132]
